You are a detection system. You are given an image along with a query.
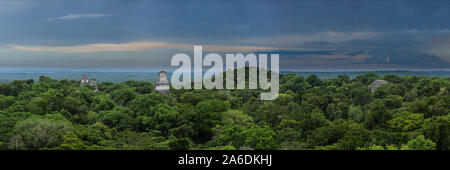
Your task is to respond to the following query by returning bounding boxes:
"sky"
[0,0,450,71]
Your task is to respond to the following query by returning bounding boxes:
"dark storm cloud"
[0,1,450,70]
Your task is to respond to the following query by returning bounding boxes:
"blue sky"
[0,0,449,71]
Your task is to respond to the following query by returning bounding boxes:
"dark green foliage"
[111,88,137,106]
[168,137,191,150]
[191,99,230,143]
[421,115,449,150]
[97,106,134,131]
[0,71,448,150]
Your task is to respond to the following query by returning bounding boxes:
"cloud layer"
[10,42,277,53]
[423,34,450,62]
[239,31,383,46]
[48,13,111,21]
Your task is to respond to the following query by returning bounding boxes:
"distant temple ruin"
[80,74,98,92]
[155,71,170,94]
[369,80,388,92]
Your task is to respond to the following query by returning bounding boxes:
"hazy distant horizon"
[0,69,448,84]
[0,67,450,73]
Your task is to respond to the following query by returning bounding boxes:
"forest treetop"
[0,71,448,150]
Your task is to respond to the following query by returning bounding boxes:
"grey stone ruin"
[80,74,98,92]
[155,71,170,94]
[369,80,388,92]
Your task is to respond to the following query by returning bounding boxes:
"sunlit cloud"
[10,42,278,53]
